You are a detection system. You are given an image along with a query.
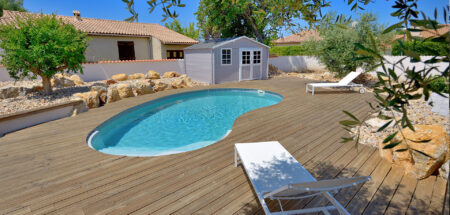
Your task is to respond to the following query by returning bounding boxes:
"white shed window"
[221,49,232,65]
[253,51,261,64]
[242,51,251,64]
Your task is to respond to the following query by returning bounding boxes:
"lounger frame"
[235,143,370,215]
[305,82,364,95]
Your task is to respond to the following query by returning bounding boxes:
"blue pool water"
[87,88,283,156]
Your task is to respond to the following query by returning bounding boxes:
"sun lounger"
[306,69,365,95]
[234,141,371,215]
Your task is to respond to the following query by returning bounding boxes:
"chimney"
[73,10,81,21]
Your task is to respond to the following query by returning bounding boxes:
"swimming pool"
[87,88,283,156]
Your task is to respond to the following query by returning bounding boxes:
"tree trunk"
[243,8,266,43]
[41,76,53,94]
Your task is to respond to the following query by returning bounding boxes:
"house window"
[167,50,184,59]
[242,51,251,64]
[117,41,136,60]
[253,51,261,64]
[221,49,231,65]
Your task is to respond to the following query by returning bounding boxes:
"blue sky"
[24,0,448,36]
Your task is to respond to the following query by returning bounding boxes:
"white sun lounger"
[306,70,365,95]
[234,141,371,215]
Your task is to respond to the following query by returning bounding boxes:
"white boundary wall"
[0,60,185,82]
[268,56,326,72]
[269,55,447,78]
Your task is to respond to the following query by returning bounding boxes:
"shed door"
[239,48,263,81]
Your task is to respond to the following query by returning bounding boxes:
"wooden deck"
[0,78,448,215]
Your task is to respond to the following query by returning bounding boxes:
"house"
[272,30,321,47]
[394,24,449,41]
[0,10,198,62]
[184,36,269,84]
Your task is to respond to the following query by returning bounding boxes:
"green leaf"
[383,22,403,34]
[405,50,421,62]
[395,148,408,152]
[383,132,398,144]
[408,138,431,143]
[341,137,354,143]
[343,110,360,122]
[383,140,402,149]
[339,120,360,127]
[377,120,393,132]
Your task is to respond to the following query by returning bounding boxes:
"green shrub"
[0,14,88,94]
[429,76,449,94]
[269,44,316,56]
[391,40,449,56]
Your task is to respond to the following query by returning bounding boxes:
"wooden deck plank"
[345,160,392,214]
[362,166,404,214]
[384,174,418,215]
[0,78,446,214]
[406,176,436,215]
[430,177,448,214]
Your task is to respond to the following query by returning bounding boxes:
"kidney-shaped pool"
[87,88,283,156]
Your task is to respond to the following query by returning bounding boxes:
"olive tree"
[0,14,88,94]
[340,0,449,154]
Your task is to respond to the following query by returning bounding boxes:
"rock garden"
[0,71,207,116]
[269,63,449,181]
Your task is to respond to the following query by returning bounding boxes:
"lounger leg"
[312,86,315,95]
[323,192,350,215]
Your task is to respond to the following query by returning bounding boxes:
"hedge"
[429,76,449,94]
[269,44,315,56]
[391,40,449,56]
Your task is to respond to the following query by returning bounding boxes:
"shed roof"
[184,36,269,50]
[0,10,198,45]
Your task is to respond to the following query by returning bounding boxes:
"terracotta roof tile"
[0,10,198,45]
[420,24,449,39]
[272,30,321,44]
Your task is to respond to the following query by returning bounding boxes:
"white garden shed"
[184,36,270,84]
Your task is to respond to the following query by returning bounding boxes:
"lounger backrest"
[338,70,362,85]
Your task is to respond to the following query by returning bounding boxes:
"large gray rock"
[0,86,31,99]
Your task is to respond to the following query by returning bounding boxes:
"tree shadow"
[235,160,431,215]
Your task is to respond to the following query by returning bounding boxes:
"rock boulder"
[90,86,107,104]
[73,91,99,108]
[106,86,121,103]
[51,74,75,88]
[380,124,449,179]
[70,74,85,86]
[133,80,154,95]
[112,73,128,81]
[171,78,187,89]
[0,86,20,99]
[152,80,169,92]
[129,73,145,80]
[116,83,135,98]
[146,70,160,79]
[162,71,180,78]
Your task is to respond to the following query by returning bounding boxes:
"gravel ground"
[352,98,450,148]
[0,78,207,116]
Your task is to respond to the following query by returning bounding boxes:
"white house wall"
[151,37,163,60]
[85,35,151,62]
